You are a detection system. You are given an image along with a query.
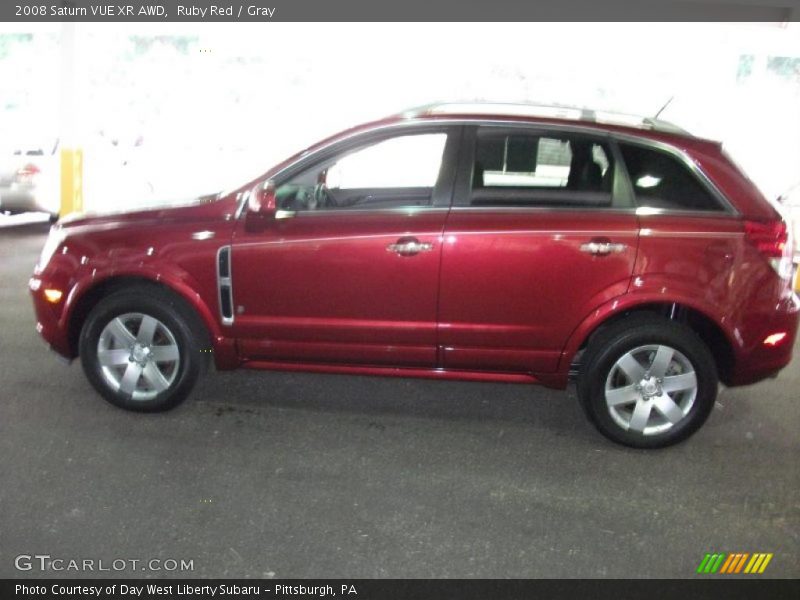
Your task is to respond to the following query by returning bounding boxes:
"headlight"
[37,225,66,272]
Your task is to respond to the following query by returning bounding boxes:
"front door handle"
[580,240,627,256]
[387,237,434,256]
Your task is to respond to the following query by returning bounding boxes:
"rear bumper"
[728,294,800,386]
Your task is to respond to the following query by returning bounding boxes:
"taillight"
[745,219,793,280]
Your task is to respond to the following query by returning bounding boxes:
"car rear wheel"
[577,314,718,448]
[79,287,208,411]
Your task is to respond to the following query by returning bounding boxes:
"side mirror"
[247,180,277,217]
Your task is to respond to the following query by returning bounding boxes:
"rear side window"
[619,143,723,212]
[471,131,615,208]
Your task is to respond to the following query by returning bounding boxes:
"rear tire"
[577,314,718,448]
[79,286,209,412]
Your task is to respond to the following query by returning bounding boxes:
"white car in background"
[0,139,60,221]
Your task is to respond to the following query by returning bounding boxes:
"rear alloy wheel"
[80,287,208,411]
[604,344,697,436]
[578,315,717,448]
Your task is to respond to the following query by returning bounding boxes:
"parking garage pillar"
[59,22,83,217]
[60,148,83,217]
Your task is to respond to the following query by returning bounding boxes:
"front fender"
[61,263,239,369]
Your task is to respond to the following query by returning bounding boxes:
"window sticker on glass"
[477,135,611,190]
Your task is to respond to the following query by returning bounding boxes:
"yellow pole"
[59,22,82,217]
[60,148,83,216]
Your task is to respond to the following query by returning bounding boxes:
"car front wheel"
[79,287,208,411]
[577,314,718,448]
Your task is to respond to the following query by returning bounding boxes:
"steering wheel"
[313,183,335,208]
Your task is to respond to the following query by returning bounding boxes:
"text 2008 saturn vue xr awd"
[30,104,799,448]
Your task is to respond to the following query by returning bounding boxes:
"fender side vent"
[216,246,234,325]
[218,247,230,278]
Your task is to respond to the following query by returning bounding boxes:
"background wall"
[1,22,799,211]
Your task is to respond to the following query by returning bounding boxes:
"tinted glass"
[619,143,723,212]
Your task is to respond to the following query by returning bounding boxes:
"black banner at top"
[4,0,800,22]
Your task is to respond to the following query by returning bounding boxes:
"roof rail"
[399,102,691,136]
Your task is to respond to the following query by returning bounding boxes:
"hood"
[58,192,233,231]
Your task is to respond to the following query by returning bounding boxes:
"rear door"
[438,124,639,373]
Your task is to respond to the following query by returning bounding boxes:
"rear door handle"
[387,237,434,256]
[580,241,627,256]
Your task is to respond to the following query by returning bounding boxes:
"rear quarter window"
[619,143,724,212]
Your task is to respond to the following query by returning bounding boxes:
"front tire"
[79,287,208,411]
[577,314,718,448]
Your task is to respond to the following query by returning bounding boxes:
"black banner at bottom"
[3,579,799,600]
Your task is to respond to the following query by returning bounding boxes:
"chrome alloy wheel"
[604,344,698,436]
[97,312,180,401]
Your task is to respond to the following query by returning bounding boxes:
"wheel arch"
[65,274,218,359]
[563,300,736,386]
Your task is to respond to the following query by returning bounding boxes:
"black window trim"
[234,117,738,218]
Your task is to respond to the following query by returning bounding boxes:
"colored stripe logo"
[696,552,773,574]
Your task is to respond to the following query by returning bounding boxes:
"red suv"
[29,104,799,447]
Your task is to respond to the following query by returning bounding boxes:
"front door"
[230,127,459,367]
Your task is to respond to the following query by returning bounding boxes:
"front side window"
[276,133,447,212]
[619,143,723,212]
[471,131,615,208]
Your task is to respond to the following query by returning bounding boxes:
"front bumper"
[29,276,73,359]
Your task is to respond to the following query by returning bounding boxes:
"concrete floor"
[1,216,798,578]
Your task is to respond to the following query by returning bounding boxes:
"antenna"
[654,96,674,120]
